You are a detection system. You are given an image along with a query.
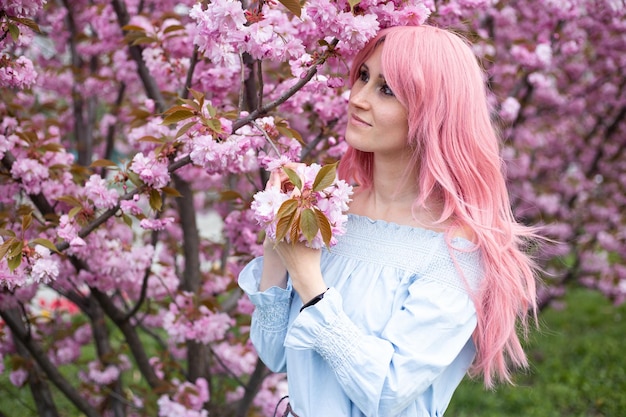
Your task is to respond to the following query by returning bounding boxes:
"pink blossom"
[250,188,289,225]
[140,217,175,231]
[9,368,28,387]
[87,361,120,385]
[30,248,60,285]
[0,0,46,17]
[120,195,144,216]
[212,341,257,375]
[0,56,38,89]
[499,97,521,123]
[84,174,119,209]
[157,396,209,417]
[173,378,210,411]
[10,157,49,194]
[130,152,170,189]
[163,293,233,345]
[57,215,86,248]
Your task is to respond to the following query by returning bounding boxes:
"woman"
[239,25,539,417]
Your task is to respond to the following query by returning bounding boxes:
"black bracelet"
[300,289,328,312]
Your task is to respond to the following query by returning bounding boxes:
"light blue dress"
[238,214,483,417]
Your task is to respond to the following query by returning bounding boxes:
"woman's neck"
[348,155,451,231]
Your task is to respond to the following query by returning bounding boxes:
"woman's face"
[345,45,409,158]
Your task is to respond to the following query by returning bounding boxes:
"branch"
[110,0,166,112]
[235,358,269,417]
[102,82,127,178]
[0,309,100,417]
[180,46,199,100]
[8,307,60,417]
[89,288,165,389]
[172,174,210,383]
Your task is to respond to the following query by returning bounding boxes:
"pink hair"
[338,25,539,387]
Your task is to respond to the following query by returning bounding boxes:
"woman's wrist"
[300,288,329,312]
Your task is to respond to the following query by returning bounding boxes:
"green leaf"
[0,239,15,260]
[219,190,243,201]
[0,229,17,238]
[90,159,118,168]
[206,103,217,118]
[348,0,361,11]
[8,241,23,259]
[68,206,82,219]
[21,214,32,232]
[126,171,143,187]
[276,124,303,143]
[9,16,41,33]
[162,109,195,125]
[56,195,83,207]
[31,238,61,254]
[121,24,147,32]
[162,186,183,198]
[39,143,64,152]
[7,251,22,272]
[283,167,303,191]
[275,199,298,242]
[207,118,222,133]
[189,89,205,108]
[163,24,185,34]
[289,212,301,243]
[8,23,20,41]
[278,0,302,17]
[122,213,133,227]
[137,135,164,144]
[314,208,333,248]
[312,162,337,191]
[149,189,162,211]
[131,36,157,46]
[300,208,319,243]
[175,121,197,139]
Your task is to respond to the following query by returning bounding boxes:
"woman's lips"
[350,114,371,127]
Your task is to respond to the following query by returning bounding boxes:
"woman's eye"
[381,83,394,97]
[358,68,369,83]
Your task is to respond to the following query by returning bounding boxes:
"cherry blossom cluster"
[252,163,353,249]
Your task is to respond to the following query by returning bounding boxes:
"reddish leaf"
[300,208,319,243]
[278,0,302,17]
[31,238,61,254]
[314,208,333,247]
[149,189,163,211]
[275,199,298,242]
[90,159,118,168]
[161,109,195,125]
[312,162,337,192]
[283,167,303,191]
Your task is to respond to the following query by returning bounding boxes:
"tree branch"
[110,0,166,112]
[0,309,100,417]
[235,358,269,417]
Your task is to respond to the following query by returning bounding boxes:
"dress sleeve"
[284,276,477,417]
[238,257,293,373]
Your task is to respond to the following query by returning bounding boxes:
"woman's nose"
[349,85,370,109]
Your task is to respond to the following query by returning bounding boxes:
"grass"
[447,287,626,417]
[2,287,625,416]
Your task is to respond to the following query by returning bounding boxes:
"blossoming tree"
[1,0,624,415]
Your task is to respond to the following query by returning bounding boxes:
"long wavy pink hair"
[338,25,539,387]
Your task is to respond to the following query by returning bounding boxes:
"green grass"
[3,288,626,416]
[447,287,626,417]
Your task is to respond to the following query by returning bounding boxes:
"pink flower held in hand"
[251,162,353,249]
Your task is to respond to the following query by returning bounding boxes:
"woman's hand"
[271,238,327,304]
[259,164,327,302]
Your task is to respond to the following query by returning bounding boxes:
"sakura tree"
[0,0,624,416]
